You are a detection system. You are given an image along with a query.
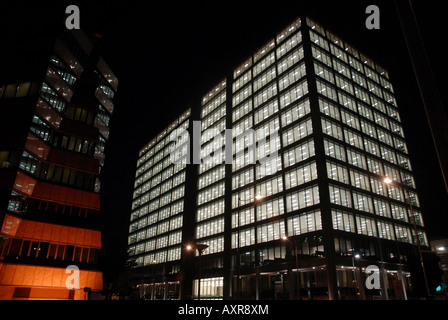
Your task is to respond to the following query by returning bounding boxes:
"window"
[356,215,377,237]
[333,59,350,78]
[350,169,370,191]
[199,166,225,190]
[335,74,354,95]
[232,167,254,190]
[232,187,254,209]
[357,103,374,121]
[393,136,408,154]
[233,70,251,93]
[279,80,308,108]
[309,31,329,50]
[202,236,224,255]
[285,161,318,189]
[332,210,355,233]
[354,87,370,104]
[374,111,390,130]
[196,217,225,238]
[396,153,412,170]
[40,82,66,113]
[257,220,286,243]
[314,62,334,84]
[370,178,387,196]
[277,47,304,74]
[339,92,357,113]
[360,120,377,139]
[346,148,367,170]
[285,184,320,212]
[329,184,351,208]
[279,62,306,91]
[256,196,284,221]
[319,98,339,120]
[324,139,345,161]
[233,100,252,123]
[282,118,313,147]
[377,220,395,240]
[202,91,226,118]
[287,210,322,235]
[380,146,397,164]
[394,225,411,243]
[316,80,337,101]
[326,161,349,184]
[193,277,224,299]
[256,175,283,197]
[253,52,275,77]
[352,191,374,213]
[390,203,408,222]
[373,198,391,218]
[50,55,77,86]
[322,118,343,140]
[254,82,277,108]
[283,139,315,167]
[197,200,224,222]
[256,153,282,179]
[312,46,332,67]
[281,99,311,126]
[254,66,276,92]
[232,207,255,228]
[277,31,302,59]
[254,100,278,125]
[198,182,225,205]
[340,110,360,130]
[232,227,255,248]
[167,246,181,261]
[344,128,363,150]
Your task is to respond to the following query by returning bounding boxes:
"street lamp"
[351,252,361,297]
[186,243,209,300]
[282,235,301,300]
[235,193,263,299]
[383,176,431,298]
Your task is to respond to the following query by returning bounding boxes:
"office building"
[128,16,428,300]
[0,20,118,299]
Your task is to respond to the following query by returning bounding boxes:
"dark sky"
[2,1,448,270]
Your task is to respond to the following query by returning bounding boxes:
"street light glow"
[255,193,263,200]
[384,177,393,184]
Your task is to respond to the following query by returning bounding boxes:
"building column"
[302,21,339,300]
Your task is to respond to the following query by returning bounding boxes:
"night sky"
[2,1,448,276]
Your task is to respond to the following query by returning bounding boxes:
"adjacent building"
[0,20,118,299]
[128,16,428,300]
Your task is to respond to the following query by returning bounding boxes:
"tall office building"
[0,17,118,299]
[128,16,428,300]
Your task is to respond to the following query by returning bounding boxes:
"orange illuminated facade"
[0,21,117,300]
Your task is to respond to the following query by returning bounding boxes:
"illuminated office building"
[129,16,428,300]
[0,22,117,299]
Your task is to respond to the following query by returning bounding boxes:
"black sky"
[2,1,448,272]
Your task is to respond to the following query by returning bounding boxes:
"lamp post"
[282,235,301,300]
[236,193,263,299]
[383,176,431,298]
[351,252,361,297]
[186,243,209,300]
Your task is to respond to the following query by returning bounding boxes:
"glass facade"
[129,109,190,269]
[131,15,427,300]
